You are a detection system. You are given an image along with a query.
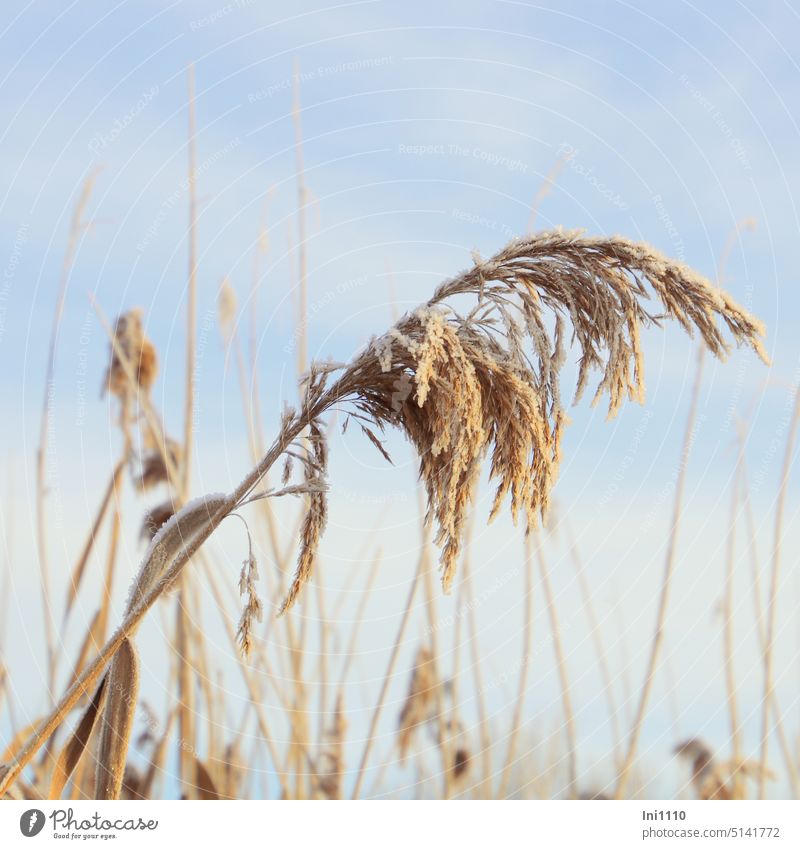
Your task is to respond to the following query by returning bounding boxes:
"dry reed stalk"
[1,230,766,799]
[0,485,14,720]
[175,63,200,798]
[62,458,127,626]
[183,62,198,496]
[448,544,468,797]
[68,474,123,685]
[292,60,309,381]
[289,64,314,796]
[37,170,99,696]
[609,584,635,731]
[758,383,800,798]
[737,436,767,651]
[712,218,754,800]
[190,583,220,786]
[535,532,578,798]
[735,441,799,794]
[200,556,292,798]
[461,537,493,799]
[351,547,426,799]
[567,528,623,768]
[723,463,744,798]
[614,350,704,799]
[315,574,331,754]
[418,499,452,799]
[498,535,535,798]
[336,550,381,685]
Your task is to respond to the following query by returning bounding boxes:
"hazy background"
[1,0,799,797]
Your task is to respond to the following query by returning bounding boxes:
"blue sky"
[1,0,799,798]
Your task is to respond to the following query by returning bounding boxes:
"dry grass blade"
[48,676,108,799]
[95,638,140,800]
[126,494,229,614]
[193,757,221,800]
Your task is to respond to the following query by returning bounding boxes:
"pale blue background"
[1,0,799,798]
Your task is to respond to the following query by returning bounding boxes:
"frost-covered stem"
[758,384,800,798]
[0,405,314,797]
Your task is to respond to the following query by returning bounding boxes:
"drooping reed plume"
[277,229,767,607]
[0,229,767,800]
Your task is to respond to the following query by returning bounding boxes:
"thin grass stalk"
[0,479,14,719]
[62,458,127,627]
[498,534,535,798]
[448,548,467,796]
[723,463,744,798]
[0,400,310,796]
[461,533,492,798]
[336,551,381,684]
[737,436,767,651]
[292,60,309,381]
[202,547,318,788]
[351,549,426,799]
[567,528,623,769]
[201,558,290,798]
[758,383,800,798]
[609,583,635,732]
[614,349,704,799]
[290,63,312,797]
[714,218,753,799]
[315,569,330,756]
[535,531,578,798]
[37,171,98,696]
[177,63,200,797]
[67,473,123,685]
[736,443,799,793]
[183,61,198,496]
[419,489,452,799]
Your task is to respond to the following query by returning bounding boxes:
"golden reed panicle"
[277,229,767,605]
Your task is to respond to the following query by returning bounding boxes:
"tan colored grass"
[0,229,768,801]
